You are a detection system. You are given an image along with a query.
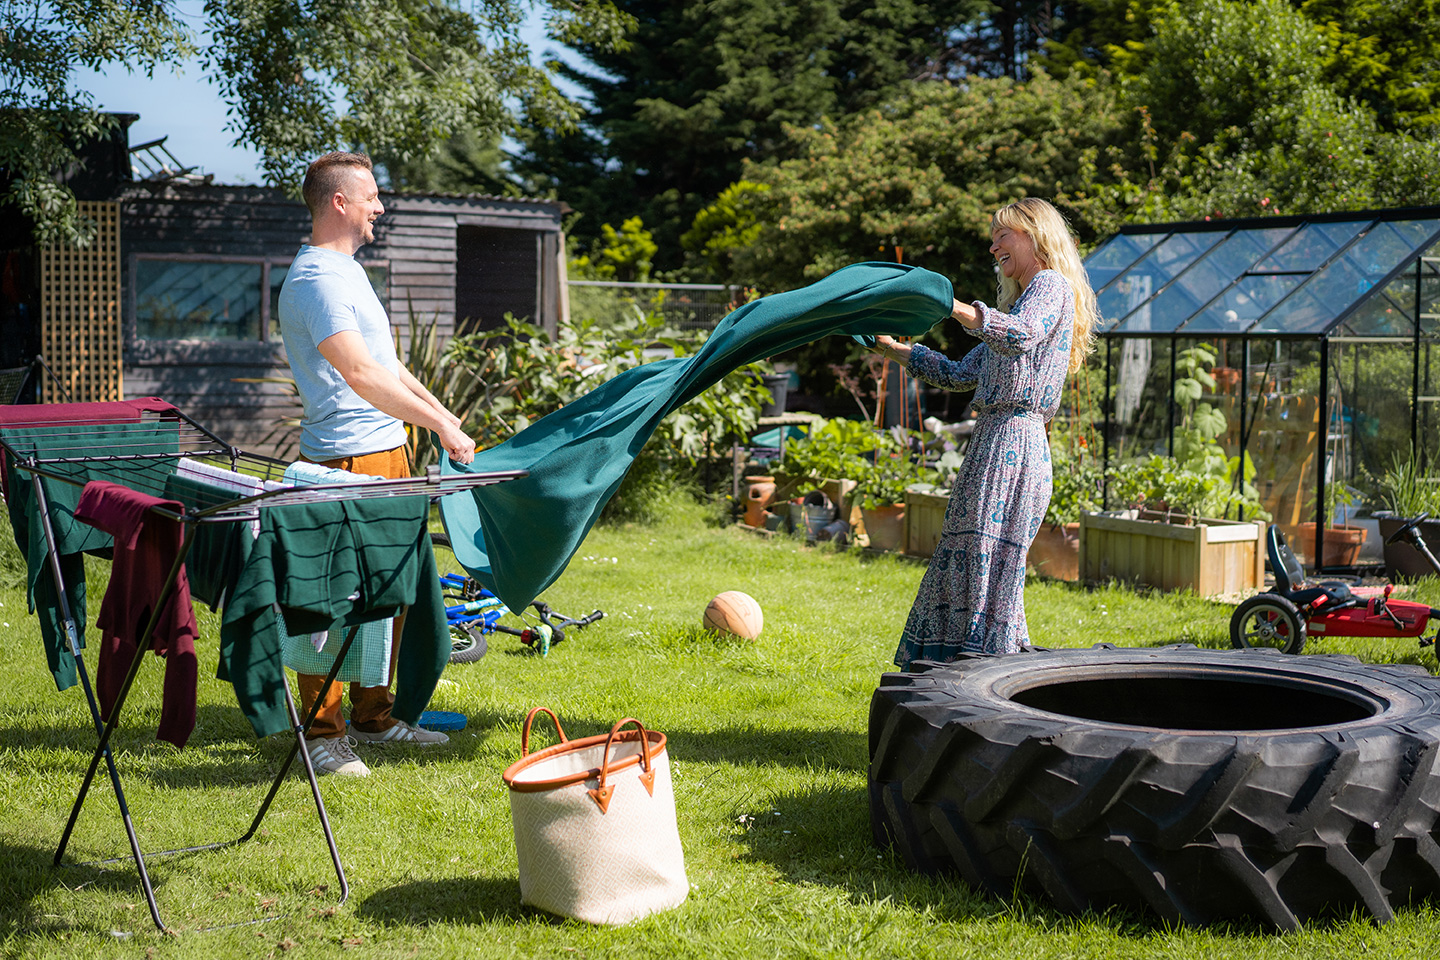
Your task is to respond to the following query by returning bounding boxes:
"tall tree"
[0,0,632,246]
[1102,0,1440,221]
[512,0,990,273]
[1294,0,1440,132]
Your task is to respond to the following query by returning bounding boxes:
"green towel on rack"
[438,261,953,611]
[218,494,446,738]
[2,423,179,690]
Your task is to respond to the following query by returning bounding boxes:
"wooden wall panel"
[40,200,122,401]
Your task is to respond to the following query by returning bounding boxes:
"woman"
[873,198,1097,665]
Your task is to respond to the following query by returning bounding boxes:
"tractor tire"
[869,645,1440,929]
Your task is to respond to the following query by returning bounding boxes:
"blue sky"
[77,3,570,186]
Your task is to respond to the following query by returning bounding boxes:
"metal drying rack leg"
[46,480,359,930]
[30,474,167,930]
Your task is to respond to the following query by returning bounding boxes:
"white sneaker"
[350,720,450,746]
[307,735,370,777]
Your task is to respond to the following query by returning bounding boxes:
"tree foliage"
[705,72,1134,298]
[512,0,991,271]
[1094,0,1440,221]
[2,0,633,246]
[0,0,194,245]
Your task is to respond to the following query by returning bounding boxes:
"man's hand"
[437,421,476,465]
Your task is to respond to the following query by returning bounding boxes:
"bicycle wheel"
[432,531,489,664]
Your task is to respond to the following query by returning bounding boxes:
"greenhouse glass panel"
[1254,219,1440,334]
[1104,337,1171,466]
[1252,221,1365,273]
[1340,273,1417,337]
[1423,240,1440,336]
[1424,275,1440,337]
[1420,335,1440,467]
[1085,233,1165,292]
[1097,231,1224,331]
[1119,227,1294,335]
[1187,274,1304,333]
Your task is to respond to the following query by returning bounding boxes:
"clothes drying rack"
[0,402,524,932]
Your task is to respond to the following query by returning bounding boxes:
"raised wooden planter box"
[1079,512,1265,597]
[903,489,950,558]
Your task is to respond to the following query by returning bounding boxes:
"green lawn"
[3,503,1440,958]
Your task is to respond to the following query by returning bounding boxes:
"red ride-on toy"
[1230,523,1440,654]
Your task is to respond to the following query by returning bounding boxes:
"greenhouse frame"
[1083,204,1440,571]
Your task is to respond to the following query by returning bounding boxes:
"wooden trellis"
[40,201,123,402]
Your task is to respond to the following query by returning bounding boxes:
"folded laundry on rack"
[438,261,954,613]
[73,480,199,748]
[276,461,391,687]
[218,493,444,738]
[282,460,384,490]
[174,457,287,537]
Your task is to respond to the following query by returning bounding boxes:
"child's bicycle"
[431,533,604,663]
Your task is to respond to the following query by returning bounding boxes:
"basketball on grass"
[703,590,764,640]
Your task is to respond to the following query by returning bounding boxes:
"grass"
[3,500,1440,958]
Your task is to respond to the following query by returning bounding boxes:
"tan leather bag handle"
[520,706,569,757]
[588,717,655,813]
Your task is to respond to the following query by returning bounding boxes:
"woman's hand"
[951,298,982,331]
[872,335,913,364]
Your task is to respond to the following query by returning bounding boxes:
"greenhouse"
[1083,205,1440,571]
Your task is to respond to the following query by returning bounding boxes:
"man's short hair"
[302,152,374,216]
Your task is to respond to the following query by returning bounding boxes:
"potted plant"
[1080,453,1272,597]
[773,417,875,525]
[1298,482,1367,568]
[1376,447,1440,578]
[854,453,931,551]
[1032,453,1104,580]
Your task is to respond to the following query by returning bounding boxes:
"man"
[277,151,476,777]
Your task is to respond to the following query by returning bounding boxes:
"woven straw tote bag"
[502,708,688,924]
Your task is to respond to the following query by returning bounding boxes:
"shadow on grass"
[734,782,1011,924]
[0,703,510,790]
[357,876,547,926]
[0,838,136,939]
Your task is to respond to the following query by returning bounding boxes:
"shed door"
[455,226,539,335]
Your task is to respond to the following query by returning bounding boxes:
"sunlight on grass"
[1,499,1438,956]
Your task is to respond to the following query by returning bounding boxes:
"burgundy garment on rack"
[0,397,179,499]
[74,479,199,748]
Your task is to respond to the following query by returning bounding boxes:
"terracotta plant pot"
[862,504,906,551]
[1028,522,1080,580]
[1212,366,1241,394]
[743,475,776,527]
[1297,522,1368,568]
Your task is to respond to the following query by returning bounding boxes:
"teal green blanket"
[439,262,953,611]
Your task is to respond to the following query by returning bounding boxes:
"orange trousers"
[295,445,410,740]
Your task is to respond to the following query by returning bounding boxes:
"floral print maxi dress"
[895,269,1075,666]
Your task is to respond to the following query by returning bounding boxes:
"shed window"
[136,260,263,340]
[133,256,389,342]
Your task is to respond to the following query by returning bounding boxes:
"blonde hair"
[991,198,1097,374]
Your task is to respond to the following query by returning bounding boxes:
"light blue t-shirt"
[276,245,408,460]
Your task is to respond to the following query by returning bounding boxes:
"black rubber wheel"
[431,532,488,664]
[869,645,1440,929]
[1230,593,1307,655]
